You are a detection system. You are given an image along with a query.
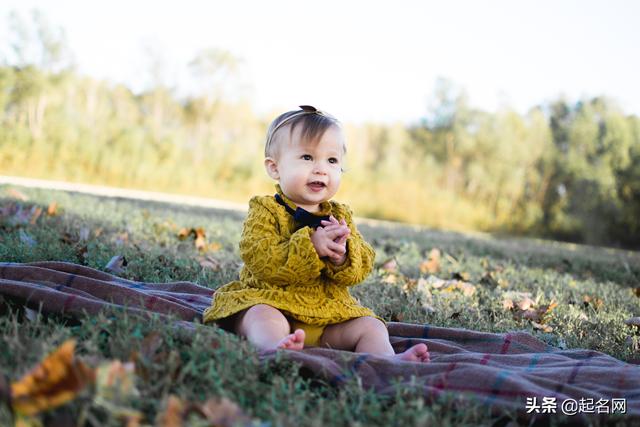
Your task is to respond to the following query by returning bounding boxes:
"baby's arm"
[239,197,325,286]
[321,206,375,287]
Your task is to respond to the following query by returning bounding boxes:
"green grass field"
[1,184,639,426]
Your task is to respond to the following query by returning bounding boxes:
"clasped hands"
[310,215,350,266]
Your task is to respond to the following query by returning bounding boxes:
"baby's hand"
[320,216,349,245]
[318,216,350,264]
[311,217,350,263]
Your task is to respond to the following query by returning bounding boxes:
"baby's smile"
[308,181,326,192]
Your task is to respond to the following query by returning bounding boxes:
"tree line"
[1,11,638,249]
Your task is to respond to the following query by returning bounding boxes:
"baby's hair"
[264,105,345,158]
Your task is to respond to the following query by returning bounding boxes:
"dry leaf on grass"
[7,188,29,201]
[28,207,42,224]
[105,255,127,274]
[382,273,398,284]
[200,397,253,427]
[94,360,142,422]
[95,361,138,401]
[46,202,57,216]
[583,295,604,310]
[10,340,95,416]
[419,248,441,274]
[157,395,184,427]
[381,258,398,273]
[177,227,217,252]
[503,292,558,327]
[502,292,535,311]
[531,321,553,333]
[199,255,222,271]
[157,395,254,427]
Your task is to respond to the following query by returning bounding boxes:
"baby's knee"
[237,304,289,334]
[355,316,387,335]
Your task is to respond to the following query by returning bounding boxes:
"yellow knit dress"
[203,184,377,327]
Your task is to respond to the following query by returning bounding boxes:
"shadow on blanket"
[1,261,638,425]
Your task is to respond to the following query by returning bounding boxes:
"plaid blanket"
[1,261,638,424]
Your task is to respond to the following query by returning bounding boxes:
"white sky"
[1,0,639,124]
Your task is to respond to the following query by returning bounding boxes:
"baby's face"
[268,125,345,212]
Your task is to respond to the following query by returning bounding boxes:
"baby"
[203,105,429,363]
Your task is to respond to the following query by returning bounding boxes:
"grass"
[1,184,639,426]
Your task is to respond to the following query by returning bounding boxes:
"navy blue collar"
[274,193,330,229]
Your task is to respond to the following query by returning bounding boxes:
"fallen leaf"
[199,255,222,271]
[177,228,190,240]
[95,360,138,402]
[7,188,29,201]
[28,207,42,225]
[517,297,534,311]
[157,395,184,427]
[10,340,95,416]
[93,360,142,422]
[46,202,57,216]
[502,292,534,311]
[531,321,553,333]
[105,255,127,274]
[177,227,210,251]
[200,396,253,427]
[419,248,441,274]
[382,273,397,284]
[206,242,222,252]
[381,258,398,273]
[583,295,604,310]
[194,228,206,251]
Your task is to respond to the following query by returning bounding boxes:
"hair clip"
[299,105,319,113]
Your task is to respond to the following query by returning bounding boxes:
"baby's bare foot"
[276,329,305,350]
[394,343,430,363]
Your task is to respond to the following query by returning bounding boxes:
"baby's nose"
[313,162,328,174]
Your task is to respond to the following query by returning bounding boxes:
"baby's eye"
[328,157,339,164]
[301,154,312,161]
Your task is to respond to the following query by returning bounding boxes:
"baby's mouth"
[308,181,326,189]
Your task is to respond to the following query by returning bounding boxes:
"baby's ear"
[264,157,279,180]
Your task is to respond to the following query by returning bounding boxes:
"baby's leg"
[319,316,429,363]
[233,304,305,351]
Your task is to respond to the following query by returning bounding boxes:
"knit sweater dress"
[203,185,377,326]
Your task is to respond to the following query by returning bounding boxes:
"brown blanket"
[1,261,638,424]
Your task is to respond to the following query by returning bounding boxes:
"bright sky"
[1,0,639,124]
